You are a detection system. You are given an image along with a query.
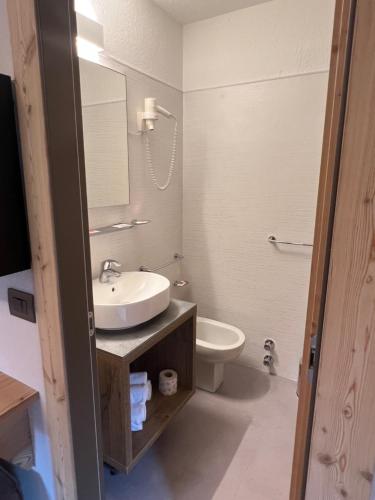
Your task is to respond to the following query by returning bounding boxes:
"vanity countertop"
[96,299,196,361]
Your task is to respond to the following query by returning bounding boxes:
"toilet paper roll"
[159,369,178,396]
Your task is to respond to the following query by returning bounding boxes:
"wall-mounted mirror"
[79,58,130,208]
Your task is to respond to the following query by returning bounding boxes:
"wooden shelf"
[132,388,194,467]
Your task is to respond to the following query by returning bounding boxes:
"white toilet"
[196,317,246,392]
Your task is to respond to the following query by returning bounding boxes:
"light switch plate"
[8,288,36,323]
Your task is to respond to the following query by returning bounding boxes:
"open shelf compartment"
[129,318,195,467]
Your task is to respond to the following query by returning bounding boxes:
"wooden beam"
[6,1,77,498]
[305,0,375,497]
[290,0,355,497]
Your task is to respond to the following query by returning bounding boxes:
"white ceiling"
[151,0,271,25]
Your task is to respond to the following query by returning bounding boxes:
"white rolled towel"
[131,402,146,424]
[147,380,152,401]
[130,372,147,385]
[131,421,143,432]
[130,384,149,405]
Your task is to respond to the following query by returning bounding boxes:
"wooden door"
[304,0,375,498]
[290,0,356,497]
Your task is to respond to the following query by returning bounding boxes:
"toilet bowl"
[196,317,245,392]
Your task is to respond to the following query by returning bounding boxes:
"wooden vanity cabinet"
[96,300,196,473]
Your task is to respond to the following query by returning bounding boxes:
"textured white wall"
[182,0,335,380]
[76,0,183,89]
[0,1,55,498]
[183,0,334,92]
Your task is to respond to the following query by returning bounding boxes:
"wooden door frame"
[290,0,356,498]
[7,1,103,498]
[305,0,375,496]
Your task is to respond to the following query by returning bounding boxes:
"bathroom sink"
[93,272,170,330]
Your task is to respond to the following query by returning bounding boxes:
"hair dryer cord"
[144,117,178,191]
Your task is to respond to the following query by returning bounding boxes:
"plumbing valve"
[263,355,274,367]
[264,338,275,351]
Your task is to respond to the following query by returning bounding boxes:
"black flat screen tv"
[0,73,31,277]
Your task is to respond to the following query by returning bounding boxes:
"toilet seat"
[197,317,245,351]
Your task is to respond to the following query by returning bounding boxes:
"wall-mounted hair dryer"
[137,97,175,132]
[137,97,178,191]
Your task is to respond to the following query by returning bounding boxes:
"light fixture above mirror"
[76,12,104,60]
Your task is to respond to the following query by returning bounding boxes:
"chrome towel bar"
[268,235,313,248]
[89,219,151,237]
[140,253,184,272]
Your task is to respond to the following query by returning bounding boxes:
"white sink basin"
[93,272,170,330]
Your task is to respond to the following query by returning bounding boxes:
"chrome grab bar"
[140,253,184,272]
[268,235,313,248]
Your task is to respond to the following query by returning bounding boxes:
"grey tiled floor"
[105,364,298,500]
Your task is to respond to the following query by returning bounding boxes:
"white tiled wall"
[182,0,335,380]
[183,0,334,92]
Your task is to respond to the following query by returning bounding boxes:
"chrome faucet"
[100,259,122,283]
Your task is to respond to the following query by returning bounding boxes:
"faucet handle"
[103,259,122,271]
